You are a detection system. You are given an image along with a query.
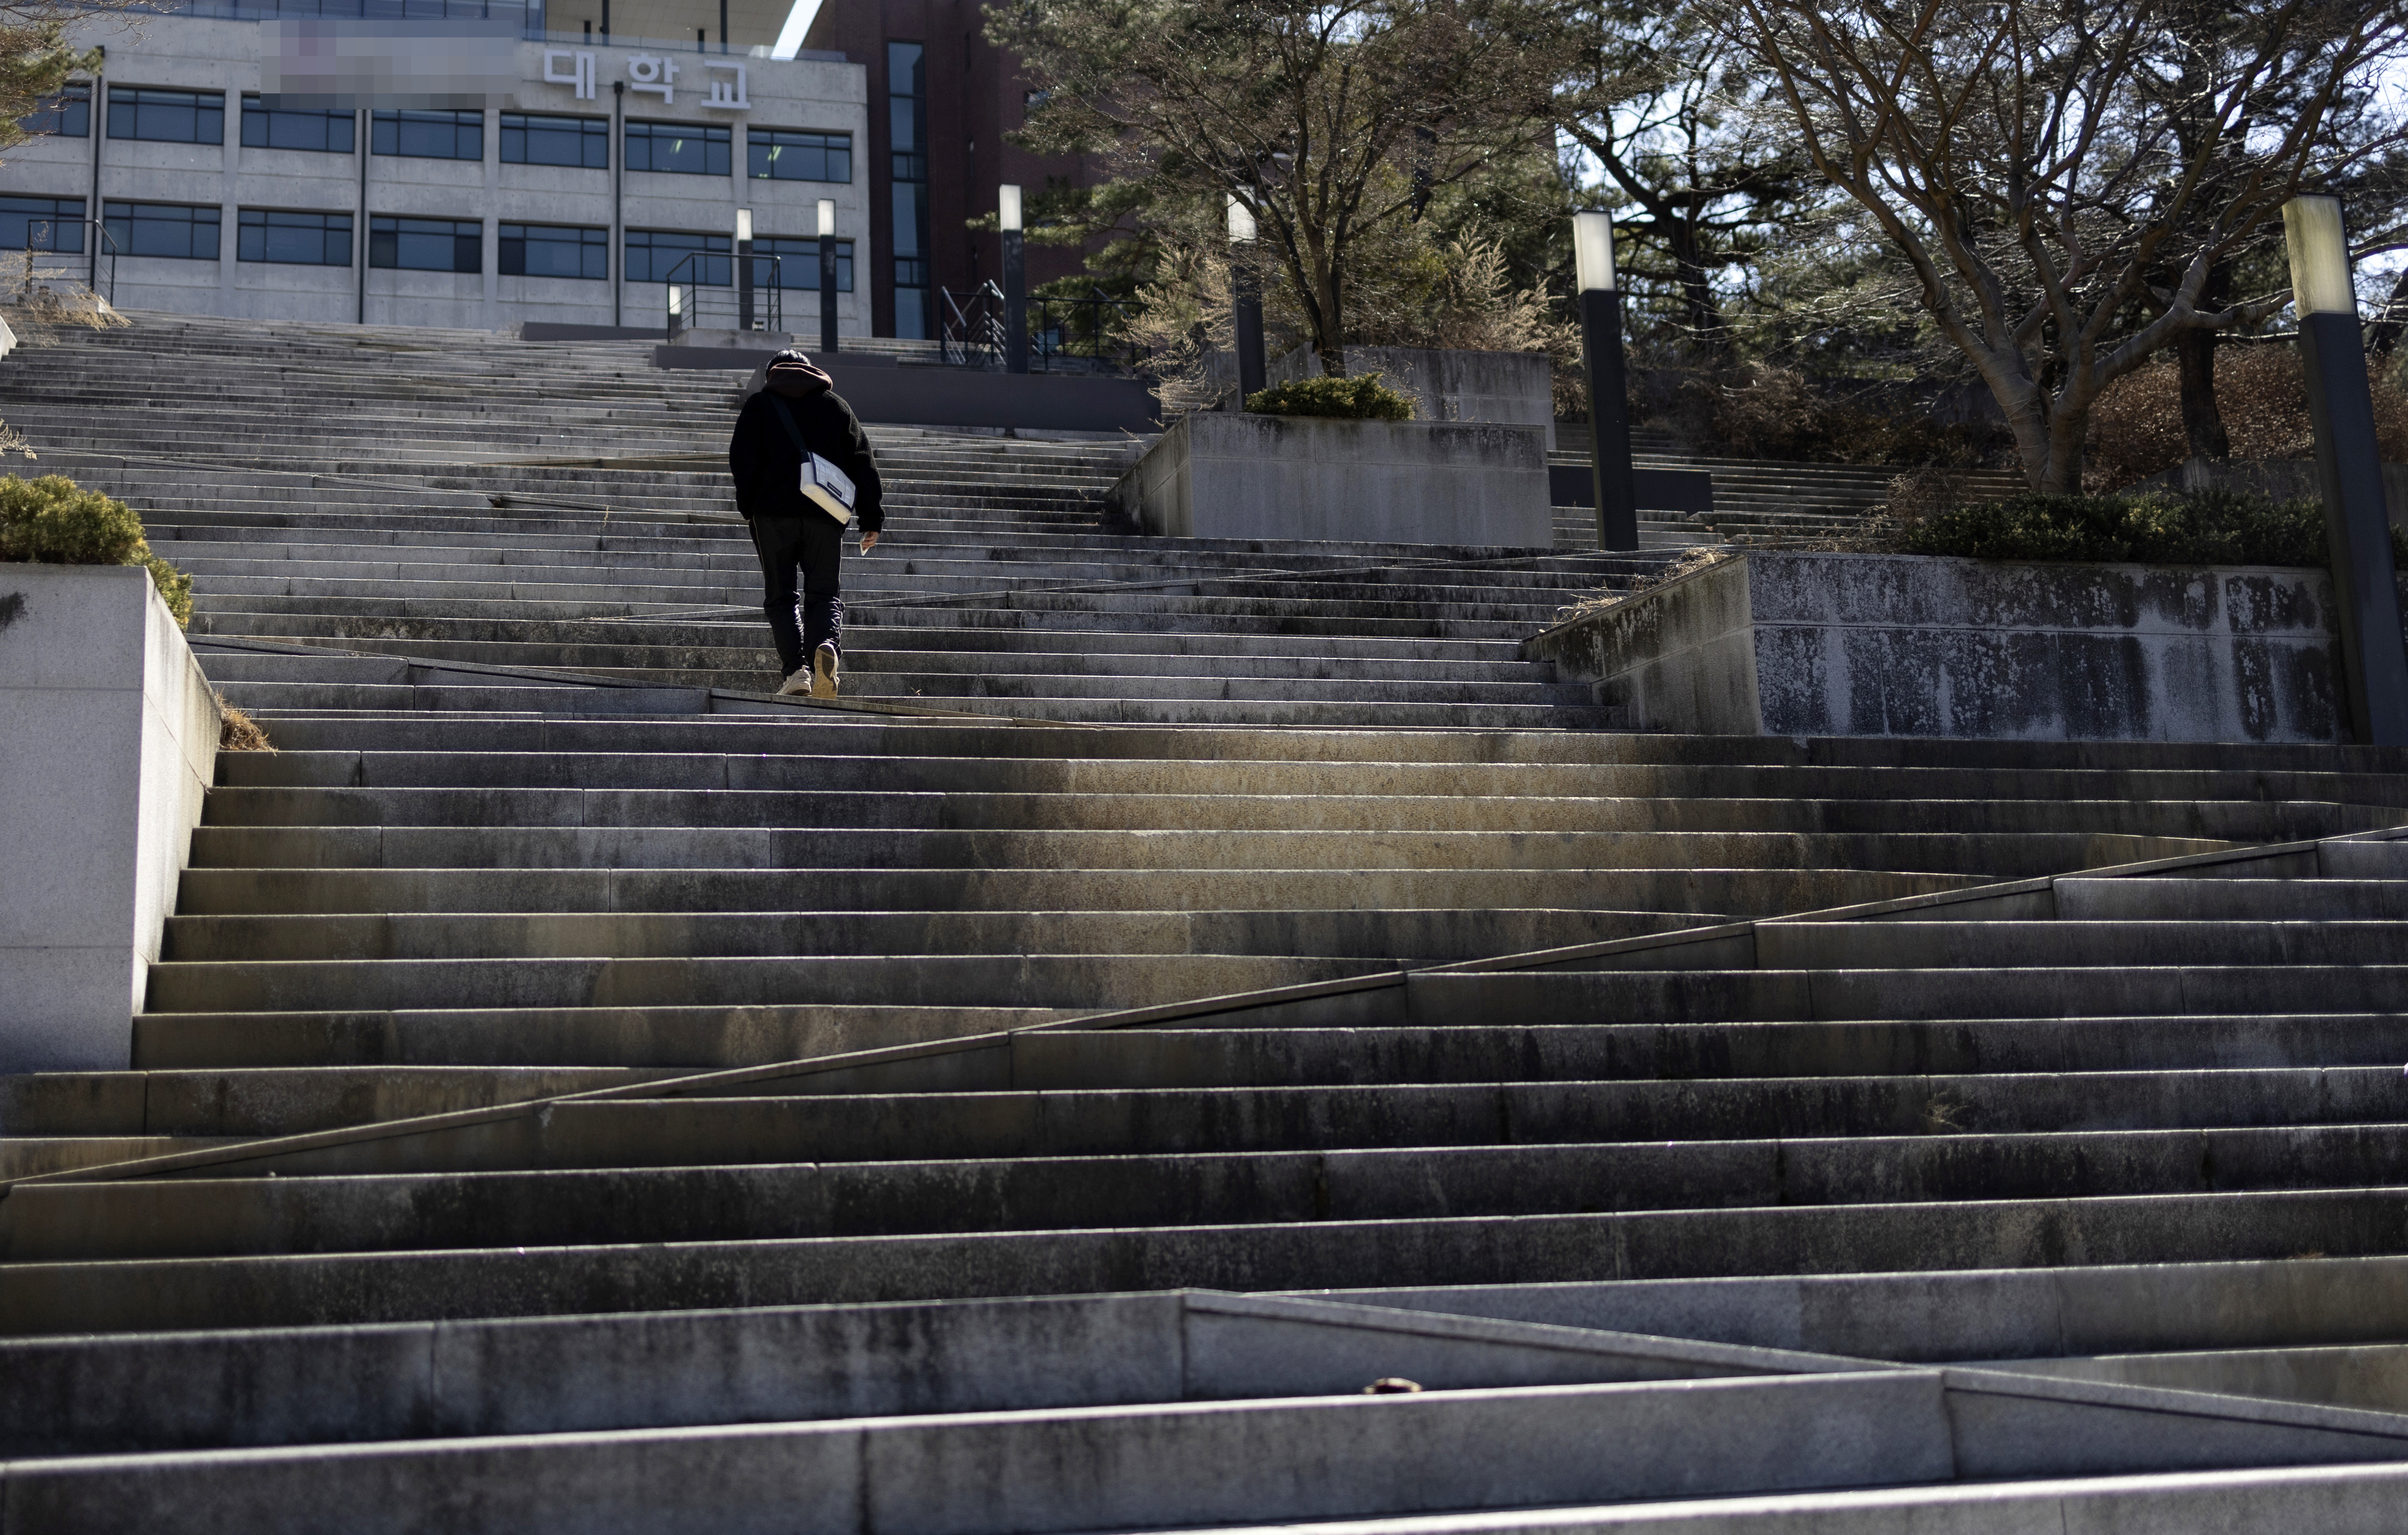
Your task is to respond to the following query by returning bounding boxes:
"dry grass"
[217,698,275,752]
[2085,344,2408,491]
[0,259,132,462]
[1552,545,1738,624]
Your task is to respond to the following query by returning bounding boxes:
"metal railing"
[20,219,119,306]
[665,251,782,342]
[938,282,1149,376]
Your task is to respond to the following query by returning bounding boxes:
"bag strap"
[765,392,813,459]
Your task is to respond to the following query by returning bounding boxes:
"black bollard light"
[1001,184,1028,375]
[817,198,838,357]
[1573,212,1638,553]
[734,206,755,333]
[1228,193,1266,406]
[2285,195,2408,745]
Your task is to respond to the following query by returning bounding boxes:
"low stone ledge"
[0,564,219,1071]
[1109,412,1553,547]
[1525,551,2347,743]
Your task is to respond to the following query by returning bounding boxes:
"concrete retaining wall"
[1111,412,1553,547]
[1268,345,1555,449]
[668,346,1161,435]
[0,563,218,1071]
[1525,551,2347,743]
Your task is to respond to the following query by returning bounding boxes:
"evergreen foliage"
[0,474,192,625]
[1894,489,2408,570]
[1244,374,1415,420]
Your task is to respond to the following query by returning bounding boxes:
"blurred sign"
[259,20,520,109]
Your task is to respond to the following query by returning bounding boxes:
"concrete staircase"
[1550,420,2029,548]
[12,823,2408,1529]
[8,313,2408,1529]
[1,312,1672,729]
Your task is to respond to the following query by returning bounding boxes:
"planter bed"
[1109,412,1553,548]
[0,563,219,1070]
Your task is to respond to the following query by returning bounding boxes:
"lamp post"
[2285,195,2408,745]
[734,206,754,333]
[1574,212,1638,553]
[816,198,838,356]
[1228,193,1266,406]
[1001,183,1028,375]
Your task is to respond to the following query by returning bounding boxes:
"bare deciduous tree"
[1722,0,2408,490]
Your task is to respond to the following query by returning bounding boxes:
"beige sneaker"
[777,667,811,696]
[810,642,840,699]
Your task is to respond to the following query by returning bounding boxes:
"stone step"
[178,823,2229,877]
[9,1182,2408,1336]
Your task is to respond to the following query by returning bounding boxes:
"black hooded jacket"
[727,357,886,532]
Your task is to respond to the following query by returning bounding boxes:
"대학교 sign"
[542,49,749,108]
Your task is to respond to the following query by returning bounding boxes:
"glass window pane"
[372,110,483,160]
[107,87,225,146]
[369,215,482,271]
[748,128,851,184]
[243,98,356,154]
[0,195,85,253]
[501,113,606,169]
[751,238,852,292]
[499,222,607,279]
[625,228,731,284]
[102,201,220,260]
[237,209,352,265]
[20,84,90,138]
[625,120,731,176]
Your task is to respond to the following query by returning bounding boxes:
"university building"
[0,5,872,336]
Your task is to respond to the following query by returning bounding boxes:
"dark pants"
[748,513,844,676]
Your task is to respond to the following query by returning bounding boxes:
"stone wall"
[0,563,219,1070]
[1110,412,1553,547]
[1527,551,2348,743]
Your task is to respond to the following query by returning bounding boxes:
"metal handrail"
[939,282,1149,376]
[22,219,119,306]
[664,249,781,342]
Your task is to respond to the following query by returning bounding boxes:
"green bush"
[1894,489,2408,569]
[1244,372,1414,421]
[0,474,192,625]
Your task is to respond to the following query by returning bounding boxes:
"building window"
[21,83,90,138]
[751,237,852,291]
[500,222,607,279]
[887,42,930,339]
[624,120,730,176]
[501,113,607,169]
[748,128,850,184]
[625,228,730,284]
[238,209,352,265]
[370,215,481,272]
[241,96,355,154]
[107,85,225,145]
[0,195,85,253]
[103,200,220,259]
[371,109,483,161]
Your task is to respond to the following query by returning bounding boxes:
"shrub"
[2085,345,2408,491]
[1890,488,2408,568]
[1245,372,1414,420]
[0,474,193,625]
[1679,362,2009,468]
